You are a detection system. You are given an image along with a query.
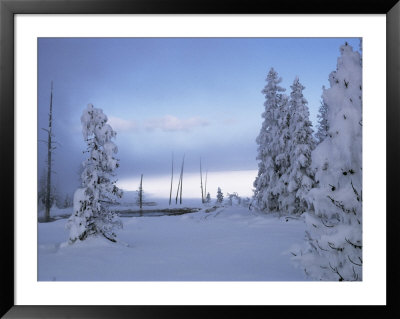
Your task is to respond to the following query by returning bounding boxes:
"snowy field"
[38,204,311,281]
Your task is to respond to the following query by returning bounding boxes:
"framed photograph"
[1,0,398,317]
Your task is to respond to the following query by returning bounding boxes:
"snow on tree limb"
[294,43,362,281]
[66,104,123,244]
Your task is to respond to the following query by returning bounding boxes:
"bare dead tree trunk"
[139,174,143,209]
[180,155,185,204]
[44,81,54,222]
[169,153,174,206]
[175,154,185,205]
[200,157,204,203]
[204,170,208,201]
[175,166,181,205]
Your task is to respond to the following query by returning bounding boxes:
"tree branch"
[350,180,361,202]
[329,262,344,281]
[348,255,362,266]
[321,218,335,228]
[328,242,344,251]
[326,195,355,215]
[345,237,362,249]
[316,240,328,252]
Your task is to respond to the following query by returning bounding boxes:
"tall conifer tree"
[253,68,287,212]
[295,43,363,281]
[281,77,315,215]
[67,104,123,243]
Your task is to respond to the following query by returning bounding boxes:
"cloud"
[222,117,238,125]
[145,115,209,132]
[108,116,138,132]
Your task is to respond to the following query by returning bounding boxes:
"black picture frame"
[1,0,398,317]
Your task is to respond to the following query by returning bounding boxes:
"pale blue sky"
[38,37,361,196]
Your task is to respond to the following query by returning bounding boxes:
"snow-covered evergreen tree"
[279,77,315,215]
[136,174,144,208]
[205,192,211,204]
[67,104,123,243]
[216,187,224,205]
[294,43,362,281]
[315,98,329,144]
[253,68,287,212]
[273,94,292,214]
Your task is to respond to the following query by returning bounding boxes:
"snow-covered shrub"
[295,43,362,281]
[216,187,224,205]
[253,68,288,212]
[67,104,123,243]
[227,192,241,206]
[63,193,73,208]
[241,197,251,208]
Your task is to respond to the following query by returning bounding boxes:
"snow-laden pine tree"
[253,68,287,212]
[315,98,329,144]
[280,77,315,215]
[216,187,224,205]
[136,174,144,209]
[294,43,362,281]
[273,94,292,214]
[205,192,211,204]
[67,104,123,243]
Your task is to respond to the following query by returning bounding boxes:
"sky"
[38,37,361,200]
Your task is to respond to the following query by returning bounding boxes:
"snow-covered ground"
[38,205,73,221]
[38,204,311,281]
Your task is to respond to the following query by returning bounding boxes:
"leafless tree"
[169,153,174,206]
[138,174,143,209]
[39,81,60,222]
[200,157,204,203]
[175,154,185,204]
